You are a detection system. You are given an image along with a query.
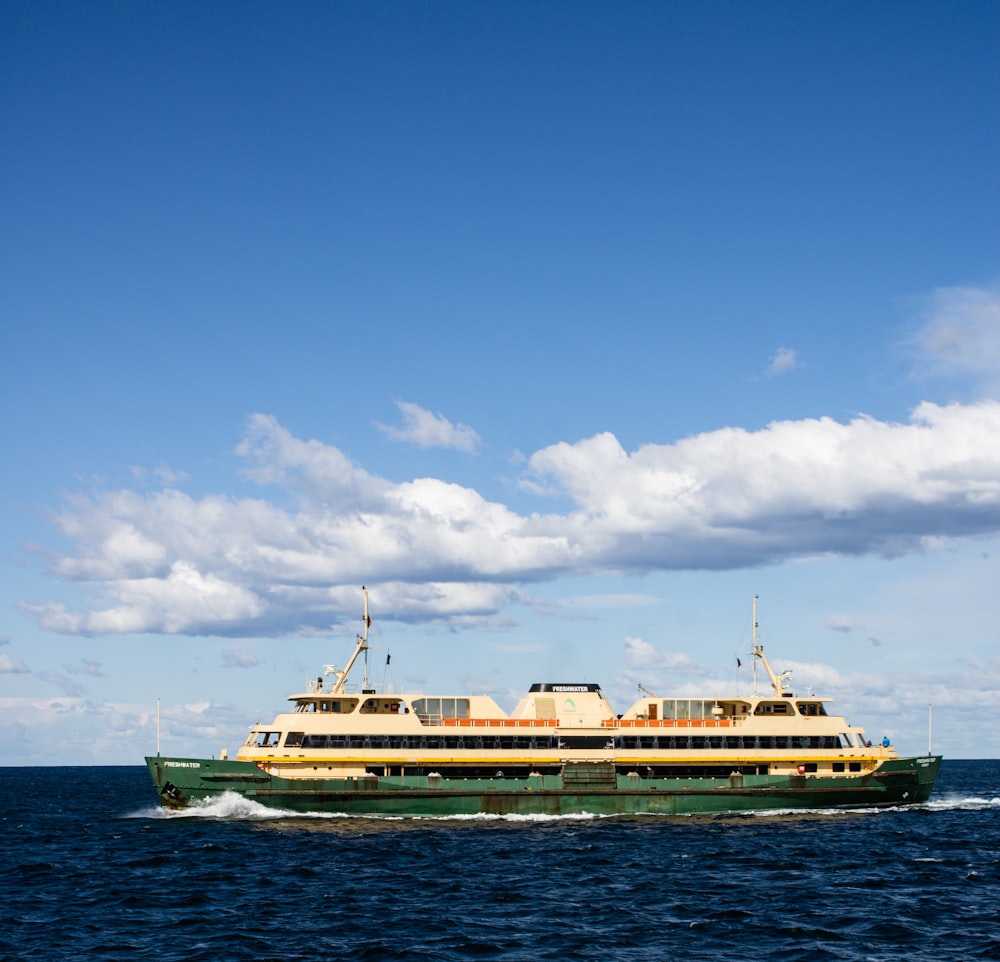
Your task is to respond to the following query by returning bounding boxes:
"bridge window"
[412,697,471,723]
[755,702,791,715]
[797,702,826,716]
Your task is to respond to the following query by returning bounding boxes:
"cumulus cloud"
[23,400,1000,637]
[622,636,709,675]
[25,560,265,635]
[524,399,1000,569]
[605,636,717,709]
[376,400,481,452]
[236,413,388,509]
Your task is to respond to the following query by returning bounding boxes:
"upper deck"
[233,590,891,765]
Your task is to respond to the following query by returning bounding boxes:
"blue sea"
[3,760,998,961]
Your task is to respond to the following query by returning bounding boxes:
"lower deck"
[147,754,941,816]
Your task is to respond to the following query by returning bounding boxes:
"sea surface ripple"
[2,760,998,960]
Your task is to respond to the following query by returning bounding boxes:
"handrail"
[601,718,732,728]
[437,717,559,728]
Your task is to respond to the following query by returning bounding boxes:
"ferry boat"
[146,591,941,816]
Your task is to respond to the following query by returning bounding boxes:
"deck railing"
[601,718,733,728]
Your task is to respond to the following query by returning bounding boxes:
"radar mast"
[751,594,793,698]
[328,587,372,694]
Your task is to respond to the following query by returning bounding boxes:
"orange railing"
[601,718,732,728]
[438,717,559,728]
[432,717,732,729]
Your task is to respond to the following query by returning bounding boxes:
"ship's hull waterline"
[146,754,941,817]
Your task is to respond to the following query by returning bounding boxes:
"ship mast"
[361,586,372,692]
[751,594,792,698]
[328,586,372,695]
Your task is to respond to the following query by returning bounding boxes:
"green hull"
[146,754,941,817]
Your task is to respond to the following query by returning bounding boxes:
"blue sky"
[2,1,998,765]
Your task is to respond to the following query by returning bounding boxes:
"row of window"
[649,700,828,719]
[618,735,844,750]
[276,733,847,751]
[359,763,863,780]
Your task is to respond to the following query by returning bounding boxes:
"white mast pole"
[752,594,759,697]
[330,587,373,695]
[156,697,161,756]
[928,703,933,756]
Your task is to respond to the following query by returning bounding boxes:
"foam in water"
[126,787,1000,822]
[127,791,614,823]
[123,791,309,820]
[920,793,1000,812]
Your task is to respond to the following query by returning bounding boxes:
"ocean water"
[2,760,998,961]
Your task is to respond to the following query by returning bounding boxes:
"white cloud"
[130,465,189,487]
[236,413,388,509]
[0,696,249,765]
[67,658,104,676]
[376,400,481,452]
[34,670,89,697]
[767,346,801,376]
[525,400,1000,566]
[622,635,708,675]
[0,652,30,673]
[23,400,1000,637]
[222,649,259,669]
[606,636,723,711]
[910,284,1000,394]
[25,560,265,635]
